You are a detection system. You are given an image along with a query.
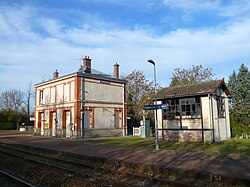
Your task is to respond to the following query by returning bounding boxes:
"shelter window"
[162,99,179,120]
[217,97,225,118]
[180,97,201,118]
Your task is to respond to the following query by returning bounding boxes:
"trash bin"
[20,123,26,132]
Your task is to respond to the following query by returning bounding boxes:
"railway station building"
[34,56,127,138]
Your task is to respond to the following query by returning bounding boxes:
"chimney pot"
[83,55,92,73]
[114,63,119,78]
[53,69,59,79]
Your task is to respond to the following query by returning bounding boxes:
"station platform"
[0,134,249,185]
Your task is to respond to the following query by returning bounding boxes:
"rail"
[0,143,190,187]
[0,169,35,187]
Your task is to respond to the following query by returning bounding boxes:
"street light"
[148,59,160,150]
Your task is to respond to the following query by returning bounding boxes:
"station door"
[84,110,90,129]
[52,112,57,136]
[65,111,71,138]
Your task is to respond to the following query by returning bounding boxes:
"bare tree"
[25,81,35,125]
[170,65,214,87]
[123,70,160,121]
[0,89,26,130]
[0,89,25,112]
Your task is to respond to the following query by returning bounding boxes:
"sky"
[0,0,250,94]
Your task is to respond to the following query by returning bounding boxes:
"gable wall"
[82,78,125,129]
[84,78,124,104]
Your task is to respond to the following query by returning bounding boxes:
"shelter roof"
[156,79,231,99]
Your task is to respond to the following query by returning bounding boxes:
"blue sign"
[143,105,161,110]
[143,104,169,110]
[161,104,169,109]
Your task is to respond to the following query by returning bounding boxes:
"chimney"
[83,56,91,73]
[53,69,59,79]
[114,62,119,78]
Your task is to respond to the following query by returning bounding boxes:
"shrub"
[0,122,16,130]
[230,113,250,138]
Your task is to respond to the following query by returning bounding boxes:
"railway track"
[0,169,35,187]
[0,144,131,186]
[0,143,191,187]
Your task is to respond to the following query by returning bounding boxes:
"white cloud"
[39,18,64,37]
[163,0,220,11]
[78,0,160,9]
[0,1,250,93]
[163,0,250,18]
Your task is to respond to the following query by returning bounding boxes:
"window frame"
[162,96,201,120]
[162,99,180,120]
[180,97,201,119]
[39,90,44,105]
[217,96,226,118]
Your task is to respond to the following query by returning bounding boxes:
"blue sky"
[0,0,250,93]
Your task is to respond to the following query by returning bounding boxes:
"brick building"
[34,56,127,138]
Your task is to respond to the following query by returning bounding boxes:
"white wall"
[182,119,202,129]
[83,78,124,129]
[201,96,212,130]
[164,120,181,129]
[56,84,63,103]
[64,84,69,101]
[84,79,124,103]
[94,108,114,129]
[156,100,162,130]
[51,87,55,103]
[225,97,231,139]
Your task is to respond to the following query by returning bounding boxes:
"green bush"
[0,109,29,130]
[230,113,250,138]
[0,122,16,130]
[0,109,17,130]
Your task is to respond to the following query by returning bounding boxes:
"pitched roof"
[77,68,127,84]
[35,68,126,87]
[156,79,231,99]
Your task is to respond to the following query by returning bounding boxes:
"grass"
[1,130,249,158]
[0,129,34,135]
[0,130,33,143]
[95,136,250,158]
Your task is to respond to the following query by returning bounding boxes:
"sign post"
[143,103,169,150]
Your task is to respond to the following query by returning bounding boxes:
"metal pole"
[148,59,160,150]
[123,84,126,136]
[80,77,83,138]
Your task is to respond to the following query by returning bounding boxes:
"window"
[162,97,201,120]
[39,90,44,104]
[162,99,180,120]
[180,97,201,118]
[217,97,225,118]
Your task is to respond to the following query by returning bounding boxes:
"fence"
[133,127,141,136]
[236,132,250,139]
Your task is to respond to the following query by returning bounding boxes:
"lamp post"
[148,59,160,150]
